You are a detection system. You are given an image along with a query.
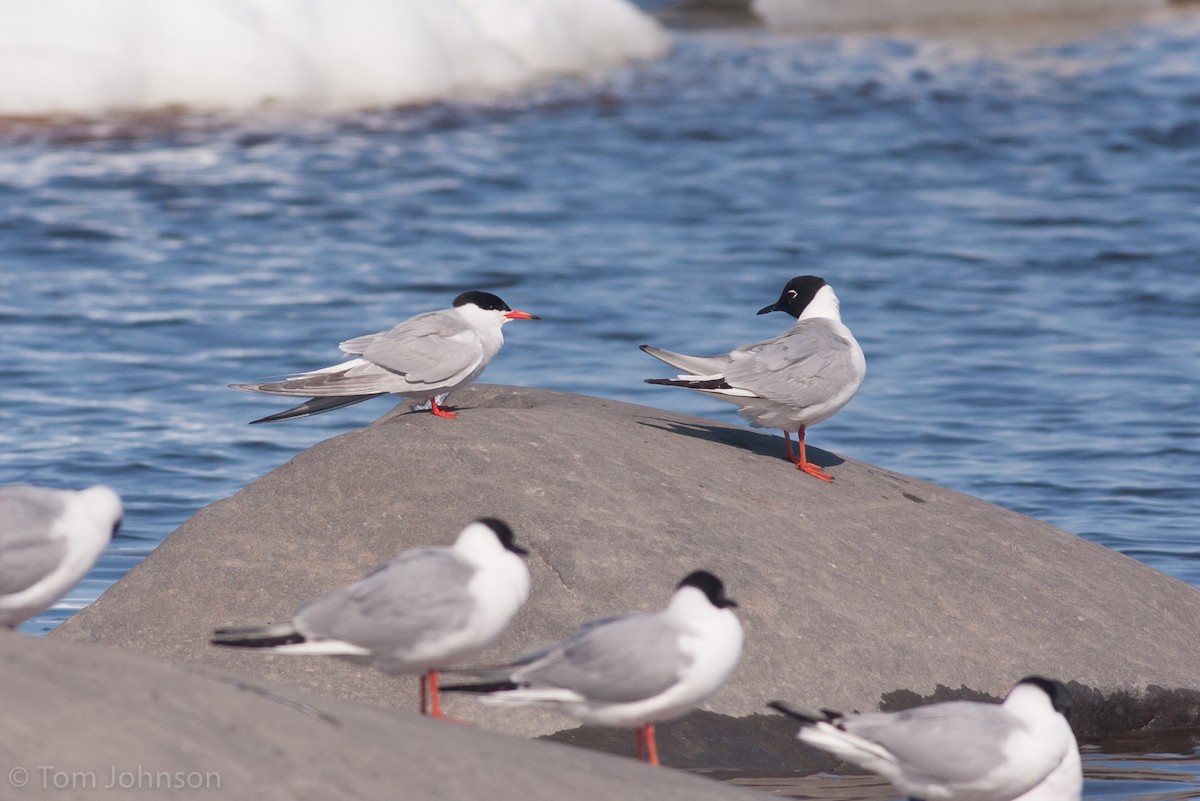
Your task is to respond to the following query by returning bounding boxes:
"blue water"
[1,8,1199,790]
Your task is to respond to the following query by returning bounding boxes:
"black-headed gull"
[770,676,1082,801]
[0,484,122,628]
[642,275,865,481]
[442,571,743,764]
[212,518,530,718]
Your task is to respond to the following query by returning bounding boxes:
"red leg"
[783,430,797,464]
[635,726,645,761]
[644,724,660,766]
[794,427,833,482]
[430,398,457,419]
[426,670,446,718]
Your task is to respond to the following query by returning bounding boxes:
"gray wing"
[514,613,690,703]
[842,703,1013,783]
[0,486,70,595]
[724,319,858,407]
[640,345,732,376]
[340,310,482,386]
[294,548,477,654]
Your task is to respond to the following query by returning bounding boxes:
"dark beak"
[757,303,780,315]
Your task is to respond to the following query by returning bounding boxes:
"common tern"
[212,518,530,718]
[231,291,539,424]
[642,275,865,481]
[442,571,743,765]
[0,484,122,628]
[769,676,1082,801]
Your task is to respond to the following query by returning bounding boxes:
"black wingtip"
[767,700,836,725]
[247,394,383,424]
[439,681,520,694]
[645,377,731,390]
[211,627,306,648]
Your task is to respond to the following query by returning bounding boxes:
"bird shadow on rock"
[539,710,834,774]
[634,417,844,470]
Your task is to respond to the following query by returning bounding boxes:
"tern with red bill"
[211,519,530,719]
[231,290,539,423]
[441,571,742,765]
[641,275,865,481]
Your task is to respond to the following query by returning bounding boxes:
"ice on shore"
[0,0,669,116]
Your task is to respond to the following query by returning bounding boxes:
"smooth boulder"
[53,385,1200,768]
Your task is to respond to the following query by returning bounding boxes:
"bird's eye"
[786,290,797,299]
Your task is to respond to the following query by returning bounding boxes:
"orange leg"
[420,670,447,718]
[642,724,659,766]
[430,398,457,419]
[635,726,645,761]
[785,427,833,482]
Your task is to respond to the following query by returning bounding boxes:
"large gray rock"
[0,630,761,800]
[53,385,1200,769]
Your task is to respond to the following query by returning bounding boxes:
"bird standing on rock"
[641,275,865,481]
[441,570,743,765]
[211,519,531,719]
[770,676,1082,801]
[231,290,539,424]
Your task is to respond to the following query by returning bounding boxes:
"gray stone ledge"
[52,385,1200,769]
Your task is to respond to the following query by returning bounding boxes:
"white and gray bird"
[212,518,531,718]
[442,571,743,765]
[769,676,1082,801]
[642,275,865,482]
[0,484,123,629]
[231,290,539,424]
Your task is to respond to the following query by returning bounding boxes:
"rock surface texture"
[0,631,761,799]
[53,385,1200,769]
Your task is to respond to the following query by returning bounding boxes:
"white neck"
[668,585,723,620]
[453,522,508,566]
[799,285,842,322]
[1002,682,1058,722]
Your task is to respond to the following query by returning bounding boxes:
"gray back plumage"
[513,613,691,703]
[724,318,859,410]
[340,310,482,386]
[0,486,70,595]
[841,702,1013,783]
[294,548,477,657]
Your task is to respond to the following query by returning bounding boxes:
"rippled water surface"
[0,3,1197,692]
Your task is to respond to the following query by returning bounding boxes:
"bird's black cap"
[476,518,528,556]
[1016,676,1073,718]
[453,291,513,312]
[757,276,828,318]
[677,570,738,608]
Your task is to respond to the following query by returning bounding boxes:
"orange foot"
[797,461,834,482]
[783,428,834,482]
[430,399,457,419]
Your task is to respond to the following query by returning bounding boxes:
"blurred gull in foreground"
[212,519,530,718]
[770,676,1082,801]
[0,484,122,629]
